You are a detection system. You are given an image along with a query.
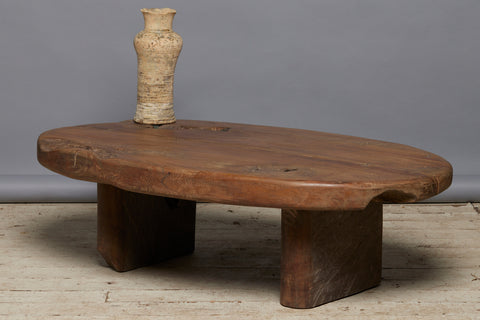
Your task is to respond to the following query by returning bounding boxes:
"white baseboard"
[0,174,478,203]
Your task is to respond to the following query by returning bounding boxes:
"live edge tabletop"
[37,120,452,308]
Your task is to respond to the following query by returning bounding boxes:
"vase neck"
[141,8,176,31]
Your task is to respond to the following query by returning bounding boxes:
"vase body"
[134,8,183,125]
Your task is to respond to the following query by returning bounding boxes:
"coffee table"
[37,119,452,308]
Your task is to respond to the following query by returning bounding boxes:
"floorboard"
[0,203,479,319]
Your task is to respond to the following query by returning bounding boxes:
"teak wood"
[37,120,452,308]
[281,202,382,308]
[97,183,195,272]
[37,120,452,211]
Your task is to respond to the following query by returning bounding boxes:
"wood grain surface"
[37,120,452,210]
[97,183,196,272]
[281,202,382,308]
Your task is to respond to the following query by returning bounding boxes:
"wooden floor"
[0,203,479,319]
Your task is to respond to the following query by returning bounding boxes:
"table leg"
[280,202,382,308]
[97,183,196,272]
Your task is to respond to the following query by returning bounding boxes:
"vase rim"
[141,8,176,15]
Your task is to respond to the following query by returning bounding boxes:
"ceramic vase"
[134,8,183,125]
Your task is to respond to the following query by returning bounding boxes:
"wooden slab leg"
[280,202,382,308]
[97,183,196,272]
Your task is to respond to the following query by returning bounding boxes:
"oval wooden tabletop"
[37,120,452,210]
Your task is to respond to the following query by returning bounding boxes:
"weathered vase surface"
[134,8,183,125]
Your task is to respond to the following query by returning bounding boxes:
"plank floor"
[0,202,479,319]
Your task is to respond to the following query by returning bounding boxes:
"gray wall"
[1,0,479,201]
